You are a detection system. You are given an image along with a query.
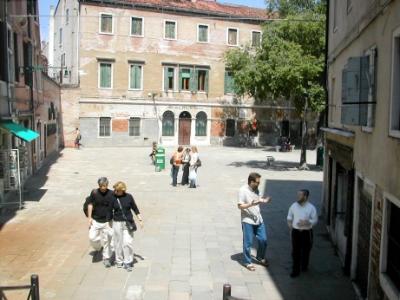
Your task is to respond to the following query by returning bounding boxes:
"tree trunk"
[299,99,309,170]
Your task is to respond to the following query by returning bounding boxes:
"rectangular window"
[129,64,142,90]
[252,31,261,47]
[226,119,235,137]
[99,117,111,137]
[100,13,113,34]
[131,17,143,36]
[363,47,377,129]
[387,202,400,291]
[23,42,32,87]
[164,67,175,91]
[198,24,209,43]
[7,29,15,85]
[165,20,176,40]
[224,70,235,94]
[227,28,238,46]
[59,28,62,46]
[99,62,112,89]
[390,32,400,137]
[197,69,208,92]
[129,117,140,136]
[66,9,69,24]
[180,68,191,90]
[61,53,65,67]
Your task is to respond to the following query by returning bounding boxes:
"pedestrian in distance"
[86,177,114,268]
[110,181,143,272]
[238,172,271,271]
[287,189,318,278]
[188,146,200,188]
[171,146,183,187]
[149,141,157,165]
[74,128,82,149]
[181,148,191,186]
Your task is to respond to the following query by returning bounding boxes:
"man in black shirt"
[87,177,114,268]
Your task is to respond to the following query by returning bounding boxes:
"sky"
[39,0,267,41]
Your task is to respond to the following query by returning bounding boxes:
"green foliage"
[225,9,326,114]
[267,0,326,17]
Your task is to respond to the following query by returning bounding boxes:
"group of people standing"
[238,172,317,277]
[170,146,201,188]
[85,177,143,272]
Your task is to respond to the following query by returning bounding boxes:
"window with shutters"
[129,117,140,136]
[380,194,400,298]
[362,47,377,130]
[224,70,235,94]
[226,119,235,137]
[198,24,209,43]
[390,30,400,138]
[197,69,208,92]
[99,117,111,137]
[100,13,113,34]
[131,17,143,37]
[196,112,207,136]
[180,68,191,91]
[227,28,239,46]
[252,31,261,47]
[162,111,175,136]
[98,62,113,89]
[129,64,143,90]
[164,20,177,40]
[164,67,175,91]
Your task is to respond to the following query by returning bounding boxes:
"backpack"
[83,189,96,217]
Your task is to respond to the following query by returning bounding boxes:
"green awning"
[0,121,39,142]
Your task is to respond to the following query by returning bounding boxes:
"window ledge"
[227,44,239,47]
[99,32,114,36]
[379,273,399,300]
[98,136,112,139]
[128,88,143,91]
[164,38,177,41]
[361,126,373,133]
[99,87,113,90]
[389,130,400,139]
[197,41,209,44]
[130,34,144,38]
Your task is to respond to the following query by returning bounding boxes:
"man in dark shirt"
[87,177,114,267]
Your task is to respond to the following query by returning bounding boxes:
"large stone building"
[50,0,319,148]
[0,0,62,204]
[322,0,400,299]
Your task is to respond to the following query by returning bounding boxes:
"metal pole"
[16,149,22,209]
[30,274,39,300]
[223,283,231,300]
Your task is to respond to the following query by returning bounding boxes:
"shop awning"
[0,121,39,142]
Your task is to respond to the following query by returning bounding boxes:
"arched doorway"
[179,111,191,145]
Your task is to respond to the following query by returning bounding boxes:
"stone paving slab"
[0,147,357,300]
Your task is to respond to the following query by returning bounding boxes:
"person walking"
[287,189,318,278]
[87,177,114,268]
[181,148,191,186]
[171,146,183,187]
[74,128,81,149]
[238,172,271,271]
[188,146,199,188]
[110,181,143,271]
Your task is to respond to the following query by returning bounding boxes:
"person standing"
[110,181,143,271]
[87,177,114,268]
[171,146,183,187]
[181,148,191,185]
[74,128,81,149]
[287,189,318,278]
[238,172,271,271]
[188,146,199,188]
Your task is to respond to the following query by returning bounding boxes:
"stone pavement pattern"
[0,147,357,300]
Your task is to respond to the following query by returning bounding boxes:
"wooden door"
[179,119,191,145]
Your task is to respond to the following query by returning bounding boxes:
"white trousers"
[113,221,134,264]
[88,220,113,260]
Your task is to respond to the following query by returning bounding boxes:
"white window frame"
[362,46,377,133]
[162,66,177,91]
[197,24,209,43]
[164,19,177,41]
[130,16,144,37]
[98,117,112,138]
[99,13,114,35]
[128,63,144,91]
[389,26,400,138]
[251,30,262,47]
[226,27,239,46]
[98,61,113,90]
[380,192,400,300]
[129,117,141,137]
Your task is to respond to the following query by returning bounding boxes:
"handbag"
[116,198,137,233]
[195,158,202,167]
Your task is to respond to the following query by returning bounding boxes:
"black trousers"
[291,228,313,273]
[181,163,190,185]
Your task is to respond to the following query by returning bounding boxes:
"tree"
[225,7,326,169]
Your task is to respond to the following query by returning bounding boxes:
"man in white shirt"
[287,189,318,278]
[238,173,272,271]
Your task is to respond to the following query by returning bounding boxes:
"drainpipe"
[324,0,330,128]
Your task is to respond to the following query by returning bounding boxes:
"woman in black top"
[110,181,143,271]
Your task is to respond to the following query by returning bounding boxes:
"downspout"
[324,0,330,128]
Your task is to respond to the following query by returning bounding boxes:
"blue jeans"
[172,165,179,186]
[242,222,267,265]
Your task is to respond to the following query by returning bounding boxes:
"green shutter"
[179,68,183,91]
[164,67,169,91]
[190,68,197,92]
[100,63,111,88]
[132,18,142,35]
[130,65,135,89]
[224,71,228,94]
[135,65,141,89]
[205,70,209,93]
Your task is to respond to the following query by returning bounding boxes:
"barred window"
[99,117,111,137]
[195,112,207,136]
[129,118,140,136]
[162,111,174,136]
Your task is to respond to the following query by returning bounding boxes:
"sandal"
[245,264,256,271]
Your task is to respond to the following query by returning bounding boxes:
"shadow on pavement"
[228,160,321,172]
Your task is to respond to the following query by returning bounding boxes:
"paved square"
[0,147,356,300]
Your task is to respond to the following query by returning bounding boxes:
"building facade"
[323,0,400,299]
[51,0,318,148]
